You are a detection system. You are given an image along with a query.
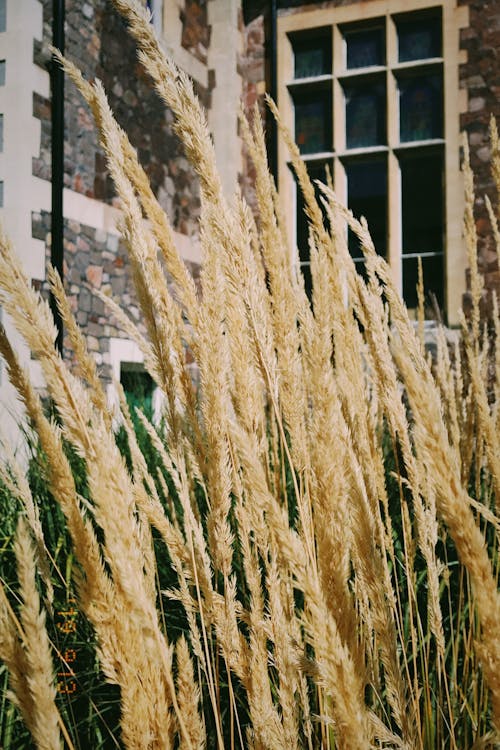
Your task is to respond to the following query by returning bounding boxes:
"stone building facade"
[0,0,239,440]
[0,0,498,440]
[242,0,500,321]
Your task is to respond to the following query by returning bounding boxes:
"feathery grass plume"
[53,49,200,331]
[0,230,193,748]
[0,438,54,610]
[111,0,222,205]
[373,267,500,729]
[58,52,197,451]
[11,518,62,750]
[1,3,500,746]
[196,212,234,578]
[175,636,206,750]
[89,79,191,430]
[48,265,110,428]
[239,105,310,478]
[0,519,70,749]
[0,325,110,615]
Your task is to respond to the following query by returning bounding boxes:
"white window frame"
[277,0,469,325]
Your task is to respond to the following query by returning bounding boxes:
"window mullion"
[386,14,401,292]
[332,24,344,154]
[333,24,347,268]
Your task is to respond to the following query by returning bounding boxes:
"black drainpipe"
[50,0,65,353]
[269,0,278,188]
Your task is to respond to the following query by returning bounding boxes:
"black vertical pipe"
[51,0,65,353]
[269,0,278,188]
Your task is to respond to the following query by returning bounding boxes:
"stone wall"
[459,0,500,317]
[30,0,206,384]
[33,0,202,232]
[181,0,211,64]
[32,209,200,381]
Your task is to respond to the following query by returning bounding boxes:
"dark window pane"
[345,27,384,69]
[399,74,442,142]
[0,61,5,86]
[294,90,332,154]
[346,158,387,259]
[402,254,444,310]
[398,18,441,62]
[0,115,3,151]
[293,35,331,79]
[401,151,444,257]
[0,0,5,33]
[295,161,331,297]
[0,181,4,207]
[300,262,313,299]
[345,82,386,148]
[121,367,155,417]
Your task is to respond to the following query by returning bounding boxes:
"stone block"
[86,265,103,288]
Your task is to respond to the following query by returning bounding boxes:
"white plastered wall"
[207,0,242,199]
[0,0,49,454]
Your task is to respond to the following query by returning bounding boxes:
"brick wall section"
[459,0,500,317]
[181,0,211,64]
[32,210,200,381]
[33,0,201,233]
[32,210,135,379]
[31,0,204,383]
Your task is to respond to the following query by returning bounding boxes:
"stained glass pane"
[0,61,5,86]
[398,18,441,62]
[402,255,444,311]
[399,74,442,142]
[346,158,387,259]
[294,91,332,154]
[345,27,384,69]
[345,82,386,149]
[401,151,444,257]
[293,35,331,79]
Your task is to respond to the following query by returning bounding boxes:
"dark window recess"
[120,365,155,418]
[292,34,332,79]
[401,152,444,255]
[0,114,3,152]
[399,74,443,142]
[0,181,4,208]
[401,151,444,309]
[0,60,5,86]
[346,157,387,262]
[397,16,442,62]
[295,161,331,298]
[345,26,385,69]
[402,254,444,310]
[0,0,5,33]
[345,81,386,149]
[294,90,332,154]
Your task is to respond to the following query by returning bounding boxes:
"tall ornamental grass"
[0,1,500,747]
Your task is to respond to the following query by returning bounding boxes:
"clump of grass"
[0,0,499,747]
